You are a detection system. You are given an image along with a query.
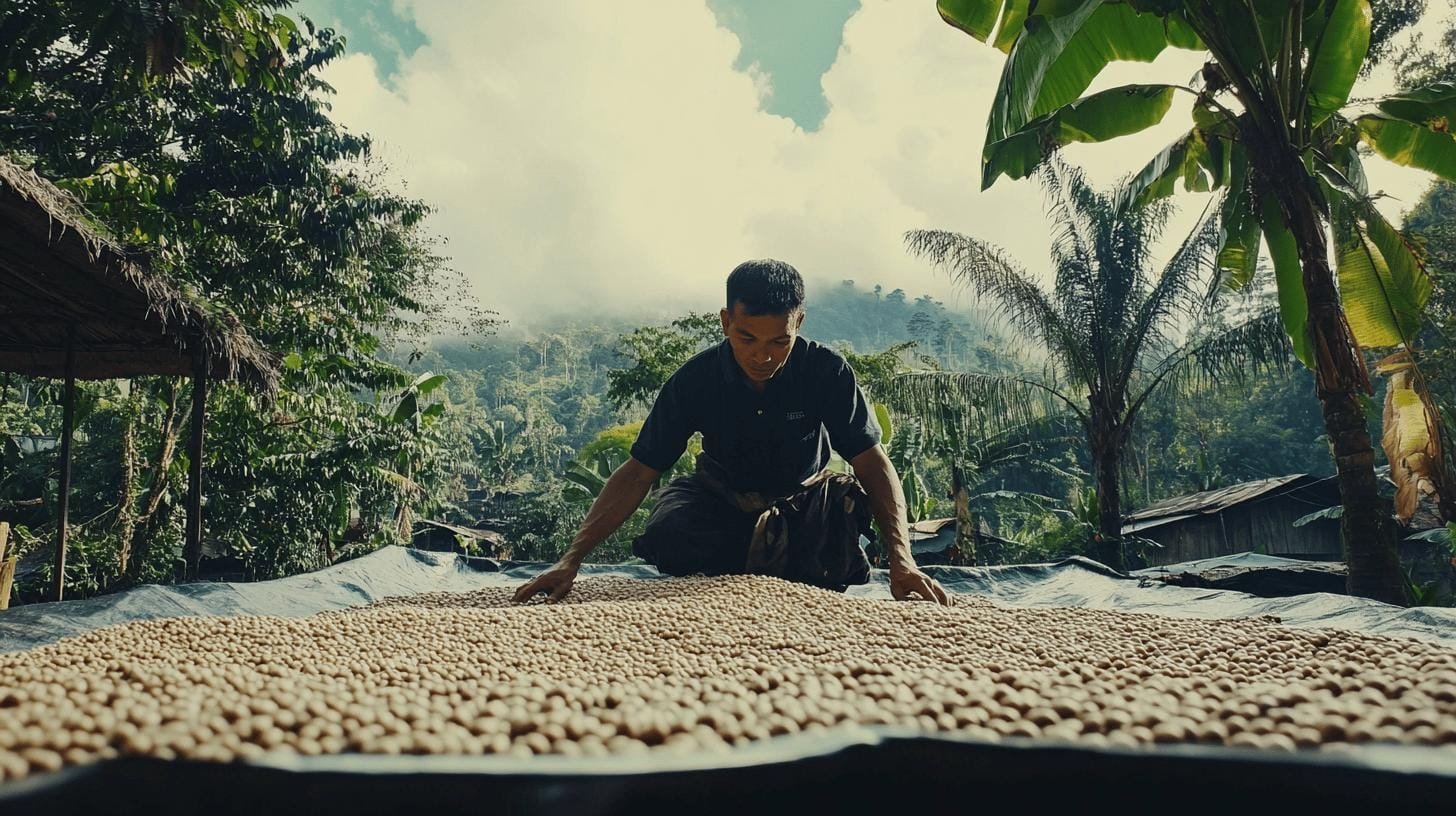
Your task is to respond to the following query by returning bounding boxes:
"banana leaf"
[977,0,1199,167]
[1374,81,1456,128]
[1357,115,1456,183]
[983,84,1178,187]
[1216,148,1259,288]
[1257,194,1314,368]
[1304,0,1372,121]
[1380,356,1445,522]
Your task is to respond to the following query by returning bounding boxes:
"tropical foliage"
[935,0,1455,601]
[895,161,1287,571]
[1399,20,1456,526]
[606,313,721,410]
[3,0,1452,609]
[0,1,486,597]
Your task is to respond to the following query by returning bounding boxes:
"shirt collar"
[717,339,739,384]
[716,337,805,386]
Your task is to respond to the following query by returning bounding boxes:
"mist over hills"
[441,277,1010,367]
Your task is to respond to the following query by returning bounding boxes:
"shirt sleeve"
[629,372,695,473]
[819,351,881,461]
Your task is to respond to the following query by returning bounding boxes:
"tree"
[1392,6,1455,86]
[1124,341,1334,504]
[605,313,720,410]
[890,411,1072,565]
[1399,18,1456,525]
[1,0,295,96]
[907,311,937,345]
[896,161,1287,571]
[936,0,1455,602]
[0,3,480,590]
[934,318,967,368]
[841,342,919,399]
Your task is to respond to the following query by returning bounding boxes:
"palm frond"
[1127,307,1292,422]
[374,466,426,497]
[904,229,1092,382]
[1041,158,1178,398]
[1038,160,1096,297]
[885,371,1082,441]
[1035,161,1101,368]
[1115,199,1224,394]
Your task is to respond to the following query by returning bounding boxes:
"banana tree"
[881,399,1066,562]
[562,448,628,504]
[385,371,448,538]
[937,0,1454,602]
[941,427,1070,566]
[879,410,940,523]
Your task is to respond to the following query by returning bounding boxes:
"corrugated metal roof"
[906,518,1022,554]
[1122,513,1198,534]
[908,518,955,538]
[1124,474,1331,524]
[415,519,505,543]
[909,518,954,554]
[911,537,950,555]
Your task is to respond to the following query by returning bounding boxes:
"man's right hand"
[511,458,659,605]
[511,561,579,604]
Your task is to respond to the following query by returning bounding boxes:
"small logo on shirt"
[785,410,806,421]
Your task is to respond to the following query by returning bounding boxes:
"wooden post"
[52,326,76,602]
[183,349,207,580]
[0,521,14,610]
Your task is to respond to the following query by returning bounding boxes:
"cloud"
[320,1,1442,329]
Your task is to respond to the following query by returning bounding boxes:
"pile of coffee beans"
[1,574,1452,782]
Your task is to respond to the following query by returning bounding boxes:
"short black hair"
[726,259,805,316]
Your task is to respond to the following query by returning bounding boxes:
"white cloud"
[320,1,1448,329]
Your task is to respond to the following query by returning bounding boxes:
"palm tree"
[846,342,1069,562]
[882,408,1072,564]
[934,0,1453,602]
[938,423,1075,566]
[895,161,1287,571]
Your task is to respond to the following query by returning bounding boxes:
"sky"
[291,0,1454,328]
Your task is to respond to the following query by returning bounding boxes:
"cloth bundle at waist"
[632,454,873,590]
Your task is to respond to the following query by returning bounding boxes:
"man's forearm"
[557,459,658,567]
[849,447,915,570]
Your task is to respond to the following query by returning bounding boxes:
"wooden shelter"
[1122,474,1343,565]
[0,156,278,600]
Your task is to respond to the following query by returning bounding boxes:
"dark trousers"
[632,456,873,591]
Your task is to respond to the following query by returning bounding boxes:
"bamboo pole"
[52,325,76,602]
[183,349,207,579]
[0,521,14,610]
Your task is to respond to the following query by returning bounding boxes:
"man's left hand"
[890,565,951,605]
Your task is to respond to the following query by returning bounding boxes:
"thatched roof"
[0,156,278,392]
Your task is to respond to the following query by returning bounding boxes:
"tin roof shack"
[1123,475,1342,566]
[902,518,1020,566]
[413,519,511,559]
[907,518,960,565]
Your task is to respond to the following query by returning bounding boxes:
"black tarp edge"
[1,727,1454,814]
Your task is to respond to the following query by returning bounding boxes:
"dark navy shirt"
[630,337,881,496]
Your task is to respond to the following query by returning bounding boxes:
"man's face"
[720,302,804,386]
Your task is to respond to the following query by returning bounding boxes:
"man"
[512,260,950,605]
